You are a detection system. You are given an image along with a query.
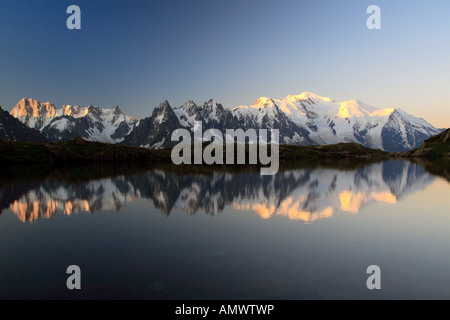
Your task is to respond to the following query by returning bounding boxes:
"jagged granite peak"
[204,98,223,109]
[152,100,176,123]
[86,105,102,117]
[122,100,180,148]
[114,105,122,115]
[179,100,199,114]
[10,98,57,130]
[11,98,57,117]
[62,105,83,117]
[186,100,197,106]
[157,100,171,111]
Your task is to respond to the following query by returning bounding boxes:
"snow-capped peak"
[62,105,85,117]
[204,98,223,111]
[159,100,171,110]
[180,100,197,108]
[86,105,103,117]
[10,98,57,129]
[252,97,277,108]
[11,98,56,119]
[286,92,332,103]
[177,100,198,113]
[153,100,175,124]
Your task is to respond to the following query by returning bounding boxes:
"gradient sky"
[0,0,449,128]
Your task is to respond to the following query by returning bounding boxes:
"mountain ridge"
[10,98,138,143]
[5,92,444,151]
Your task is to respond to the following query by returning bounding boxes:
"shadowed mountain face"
[0,106,48,142]
[0,160,437,223]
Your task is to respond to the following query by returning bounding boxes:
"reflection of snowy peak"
[2,161,435,223]
[10,98,137,143]
[7,178,139,223]
[156,161,433,221]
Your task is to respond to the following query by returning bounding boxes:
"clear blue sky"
[1,0,449,128]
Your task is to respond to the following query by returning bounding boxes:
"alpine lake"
[0,158,449,299]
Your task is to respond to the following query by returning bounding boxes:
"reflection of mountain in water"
[3,179,139,223]
[0,161,435,223]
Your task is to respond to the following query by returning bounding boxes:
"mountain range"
[4,93,444,152]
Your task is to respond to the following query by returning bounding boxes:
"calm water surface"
[0,160,449,299]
